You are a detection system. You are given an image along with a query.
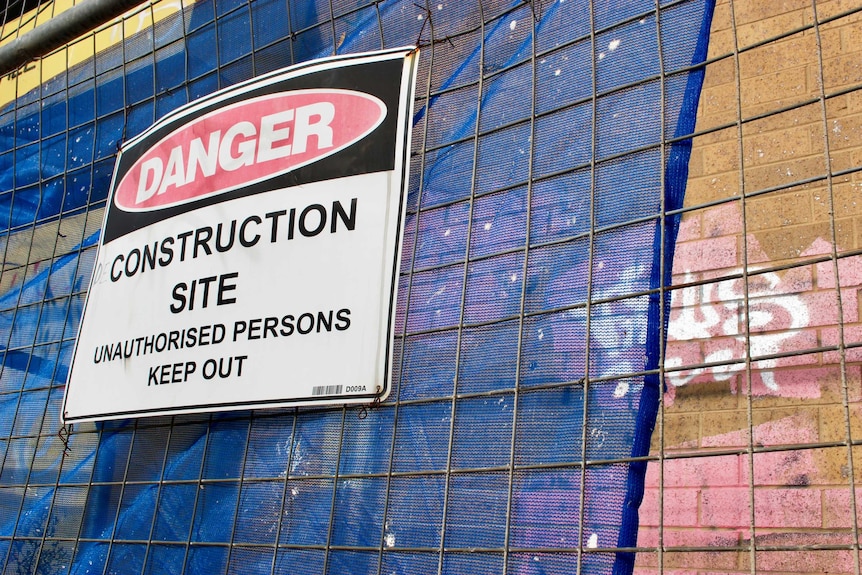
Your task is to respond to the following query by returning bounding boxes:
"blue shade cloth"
[0,0,714,574]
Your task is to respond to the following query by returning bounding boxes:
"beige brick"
[698,85,740,130]
[732,0,811,26]
[852,443,862,479]
[736,10,807,48]
[701,139,741,174]
[744,155,827,193]
[813,182,862,222]
[740,67,812,109]
[749,406,817,433]
[693,122,737,148]
[685,172,740,206]
[827,93,851,115]
[809,445,853,483]
[743,104,822,133]
[830,217,855,252]
[818,25,845,60]
[816,364,860,404]
[697,112,738,137]
[746,190,813,231]
[819,403,862,443]
[830,151,862,178]
[703,57,737,89]
[848,89,862,113]
[738,33,816,79]
[743,101,821,135]
[819,51,862,91]
[707,28,735,59]
[701,409,749,446]
[852,218,862,249]
[826,112,862,151]
[847,363,862,401]
[709,0,733,34]
[748,221,832,262]
[816,0,862,21]
[807,120,830,156]
[827,97,862,154]
[843,16,862,51]
[667,378,741,414]
[665,544,743,571]
[741,124,814,167]
[651,412,701,451]
[687,147,704,178]
[741,101,817,124]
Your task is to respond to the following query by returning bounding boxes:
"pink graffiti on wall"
[637,216,862,574]
[664,234,862,403]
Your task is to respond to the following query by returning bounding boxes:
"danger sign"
[63,47,418,422]
[117,90,387,211]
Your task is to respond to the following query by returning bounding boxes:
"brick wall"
[636,0,862,572]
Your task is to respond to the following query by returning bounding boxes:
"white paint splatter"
[510,20,517,31]
[428,286,446,302]
[587,533,598,548]
[608,39,621,51]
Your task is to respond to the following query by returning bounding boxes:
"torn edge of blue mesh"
[612,1,716,573]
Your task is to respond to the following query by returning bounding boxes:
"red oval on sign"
[114,89,387,212]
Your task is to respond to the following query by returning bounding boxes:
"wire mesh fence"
[0,0,860,574]
[636,1,862,573]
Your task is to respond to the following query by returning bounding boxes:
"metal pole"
[0,0,145,76]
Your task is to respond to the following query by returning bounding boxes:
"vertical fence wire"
[651,0,667,573]
[724,1,758,573]
[437,0,485,573]
[810,0,861,572]
[577,0,598,572]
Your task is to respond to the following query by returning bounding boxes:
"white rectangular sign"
[63,48,418,422]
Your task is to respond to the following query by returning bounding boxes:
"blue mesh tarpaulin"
[0,0,714,573]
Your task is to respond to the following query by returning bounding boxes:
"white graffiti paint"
[665,270,809,391]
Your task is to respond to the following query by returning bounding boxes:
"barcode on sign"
[312,384,343,396]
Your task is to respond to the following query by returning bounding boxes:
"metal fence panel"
[0,1,715,573]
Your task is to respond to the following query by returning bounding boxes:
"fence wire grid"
[1,0,861,574]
